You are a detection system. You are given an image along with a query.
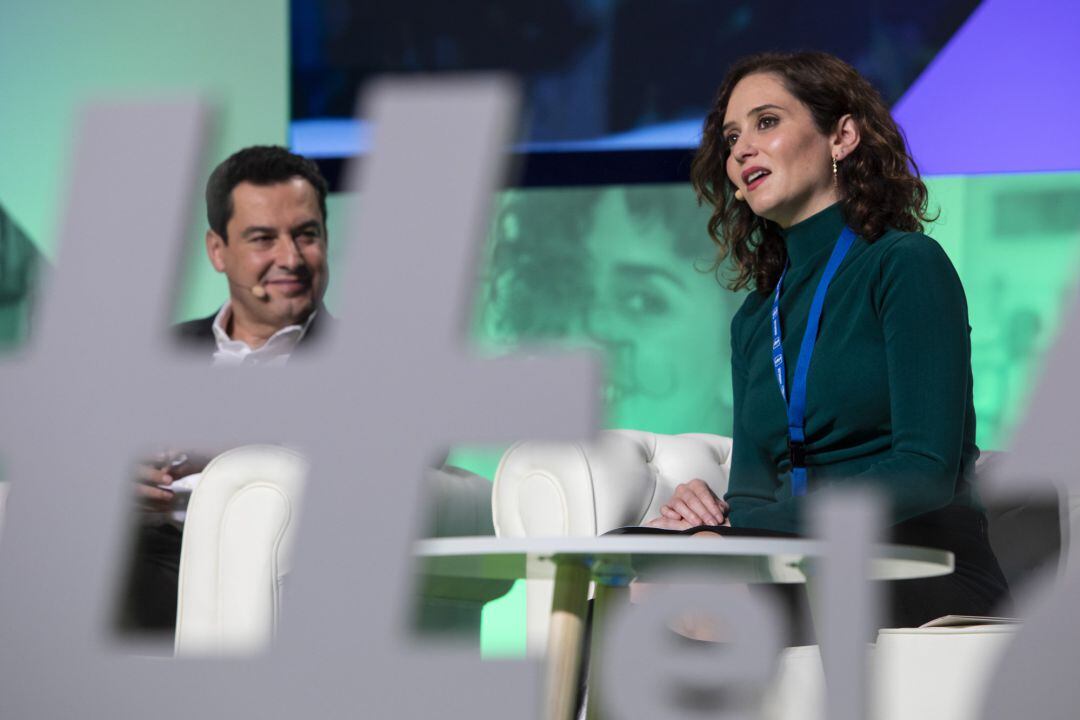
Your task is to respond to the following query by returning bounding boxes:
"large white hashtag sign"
[0,79,597,718]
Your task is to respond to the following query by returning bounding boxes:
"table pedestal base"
[544,562,590,720]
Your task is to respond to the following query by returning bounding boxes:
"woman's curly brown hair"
[691,51,936,293]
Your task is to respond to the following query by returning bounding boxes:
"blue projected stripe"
[289,118,704,158]
[894,0,1080,175]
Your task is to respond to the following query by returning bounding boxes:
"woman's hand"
[659,478,728,526]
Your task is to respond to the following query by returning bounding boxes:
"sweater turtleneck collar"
[780,202,847,270]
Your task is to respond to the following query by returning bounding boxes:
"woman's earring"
[832,156,838,181]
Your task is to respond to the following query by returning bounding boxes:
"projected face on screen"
[0,203,40,353]
[584,188,734,433]
[481,185,737,436]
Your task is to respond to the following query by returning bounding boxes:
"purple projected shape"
[893,0,1080,176]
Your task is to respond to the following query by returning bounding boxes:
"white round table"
[416,535,953,720]
[417,535,953,584]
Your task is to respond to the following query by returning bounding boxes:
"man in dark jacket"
[174,145,330,362]
[121,146,331,633]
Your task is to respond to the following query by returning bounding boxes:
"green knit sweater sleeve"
[725,233,972,533]
[847,234,972,514]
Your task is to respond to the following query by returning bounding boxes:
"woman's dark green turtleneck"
[726,202,980,534]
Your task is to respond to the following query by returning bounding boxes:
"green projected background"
[929,173,1080,447]
[0,0,289,324]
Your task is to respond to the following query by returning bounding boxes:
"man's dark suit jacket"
[121,306,332,632]
[173,307,331,353]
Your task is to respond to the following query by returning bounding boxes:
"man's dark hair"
[205,145,329,242]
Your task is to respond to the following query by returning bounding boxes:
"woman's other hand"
[642,516,694,531]
[659,478,728,526]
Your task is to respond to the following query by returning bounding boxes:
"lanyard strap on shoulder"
[771,226,856,496]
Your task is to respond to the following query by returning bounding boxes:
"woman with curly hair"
[647,51,1009,626]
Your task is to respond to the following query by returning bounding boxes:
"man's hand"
[134,463,175,511]
[658,478,728,526]
[133,452,211,512]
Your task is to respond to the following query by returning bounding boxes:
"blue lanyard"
[771,226,857,496]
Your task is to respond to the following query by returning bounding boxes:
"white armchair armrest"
[174,445,307,657]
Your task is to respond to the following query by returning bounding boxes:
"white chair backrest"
[638,431,733,522]
[174,445,307,657]
[492,429,732,538]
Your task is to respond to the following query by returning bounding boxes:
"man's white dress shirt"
[210,301,317,367]
[162,302,318,523]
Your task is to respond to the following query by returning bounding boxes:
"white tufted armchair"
[492,429,733,654]
[493,429,732,540]
[173,444,501,657]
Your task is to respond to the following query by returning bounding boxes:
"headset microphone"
[734,188,745,201]
[251,284,268,300]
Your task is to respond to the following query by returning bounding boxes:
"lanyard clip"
[788,438,807,469]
